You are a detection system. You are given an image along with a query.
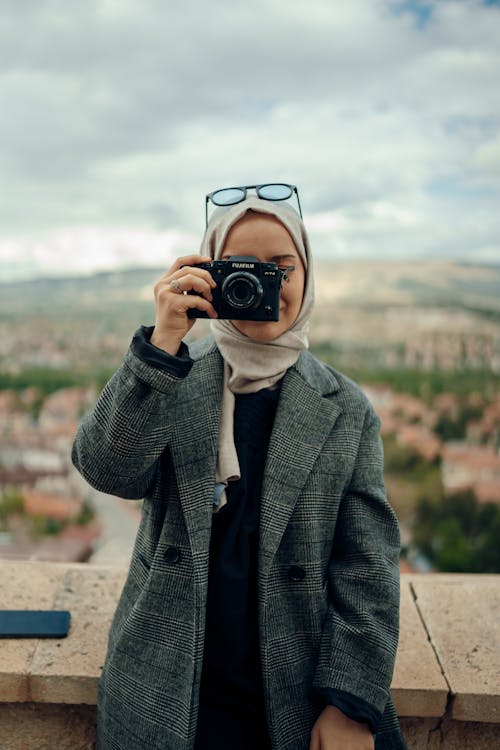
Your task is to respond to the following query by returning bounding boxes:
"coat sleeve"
[71,330,193,499]
[312,408,401,715]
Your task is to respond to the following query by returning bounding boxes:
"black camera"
[184,256,281,320]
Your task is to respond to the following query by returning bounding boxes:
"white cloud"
[474,135,500,177]
[0,227,197,282]
[0,0,499,278]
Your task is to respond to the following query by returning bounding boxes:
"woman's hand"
[150,254,218,355]
[309,706,374,750]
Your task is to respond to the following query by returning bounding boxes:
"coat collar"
[293,348,341,396]
[189,336,341,396]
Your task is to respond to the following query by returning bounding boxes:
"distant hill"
[1,260,499,376]
[313,259,500,311]
[1,260,499,316]
[0,267,163,317]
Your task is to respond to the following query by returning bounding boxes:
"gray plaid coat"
[72,335,406,750]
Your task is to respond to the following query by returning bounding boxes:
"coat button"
[164,547,181,564]
[288,565,306,582]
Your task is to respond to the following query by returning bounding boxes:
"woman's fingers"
[182,294,218,319]
[150,255,218,354]
[166,254,214,275]
[155,262,216,302]
[165,271,216,301]
[154,278,217,317]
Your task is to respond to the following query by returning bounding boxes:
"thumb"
[309,727,321,750]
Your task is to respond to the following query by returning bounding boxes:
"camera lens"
[221,272,264,310]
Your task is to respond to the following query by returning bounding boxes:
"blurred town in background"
[0,258,499,572]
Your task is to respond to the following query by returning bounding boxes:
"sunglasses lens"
[211,188,246,206]
[258,184,293,201]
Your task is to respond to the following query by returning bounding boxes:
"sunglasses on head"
[205,183,302,226]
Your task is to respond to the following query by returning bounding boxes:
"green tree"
[412,490,500,573]
[0,488,25,529]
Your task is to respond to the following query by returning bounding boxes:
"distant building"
[22,490,82,521]
[442,443,500,504]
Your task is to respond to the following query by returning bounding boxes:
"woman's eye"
[278,265,295,285]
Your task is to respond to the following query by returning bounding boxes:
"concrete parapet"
[0,563,498,749]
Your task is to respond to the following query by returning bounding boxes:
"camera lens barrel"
[221,272,264,310]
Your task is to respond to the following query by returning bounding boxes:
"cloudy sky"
[0,0,499,280]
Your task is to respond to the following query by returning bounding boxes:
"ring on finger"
[169,278,183,294]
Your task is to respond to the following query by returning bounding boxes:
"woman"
[72,188,407,750]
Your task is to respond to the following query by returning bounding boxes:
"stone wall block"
[0,562,67,702]
[411,576,500,723]
[0,702,97,750]
[393,579,448,717]
[29,566,126,704]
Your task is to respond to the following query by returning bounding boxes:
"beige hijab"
[200,196,315,510]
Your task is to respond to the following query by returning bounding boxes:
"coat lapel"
[167,342,342,593]
[259,353,342,583]
[168,344,222,588]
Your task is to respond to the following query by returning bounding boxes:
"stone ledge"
[0,561,126,706]
[410,574,500,724]
[0,562,498,727]
[391,579,448,718]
